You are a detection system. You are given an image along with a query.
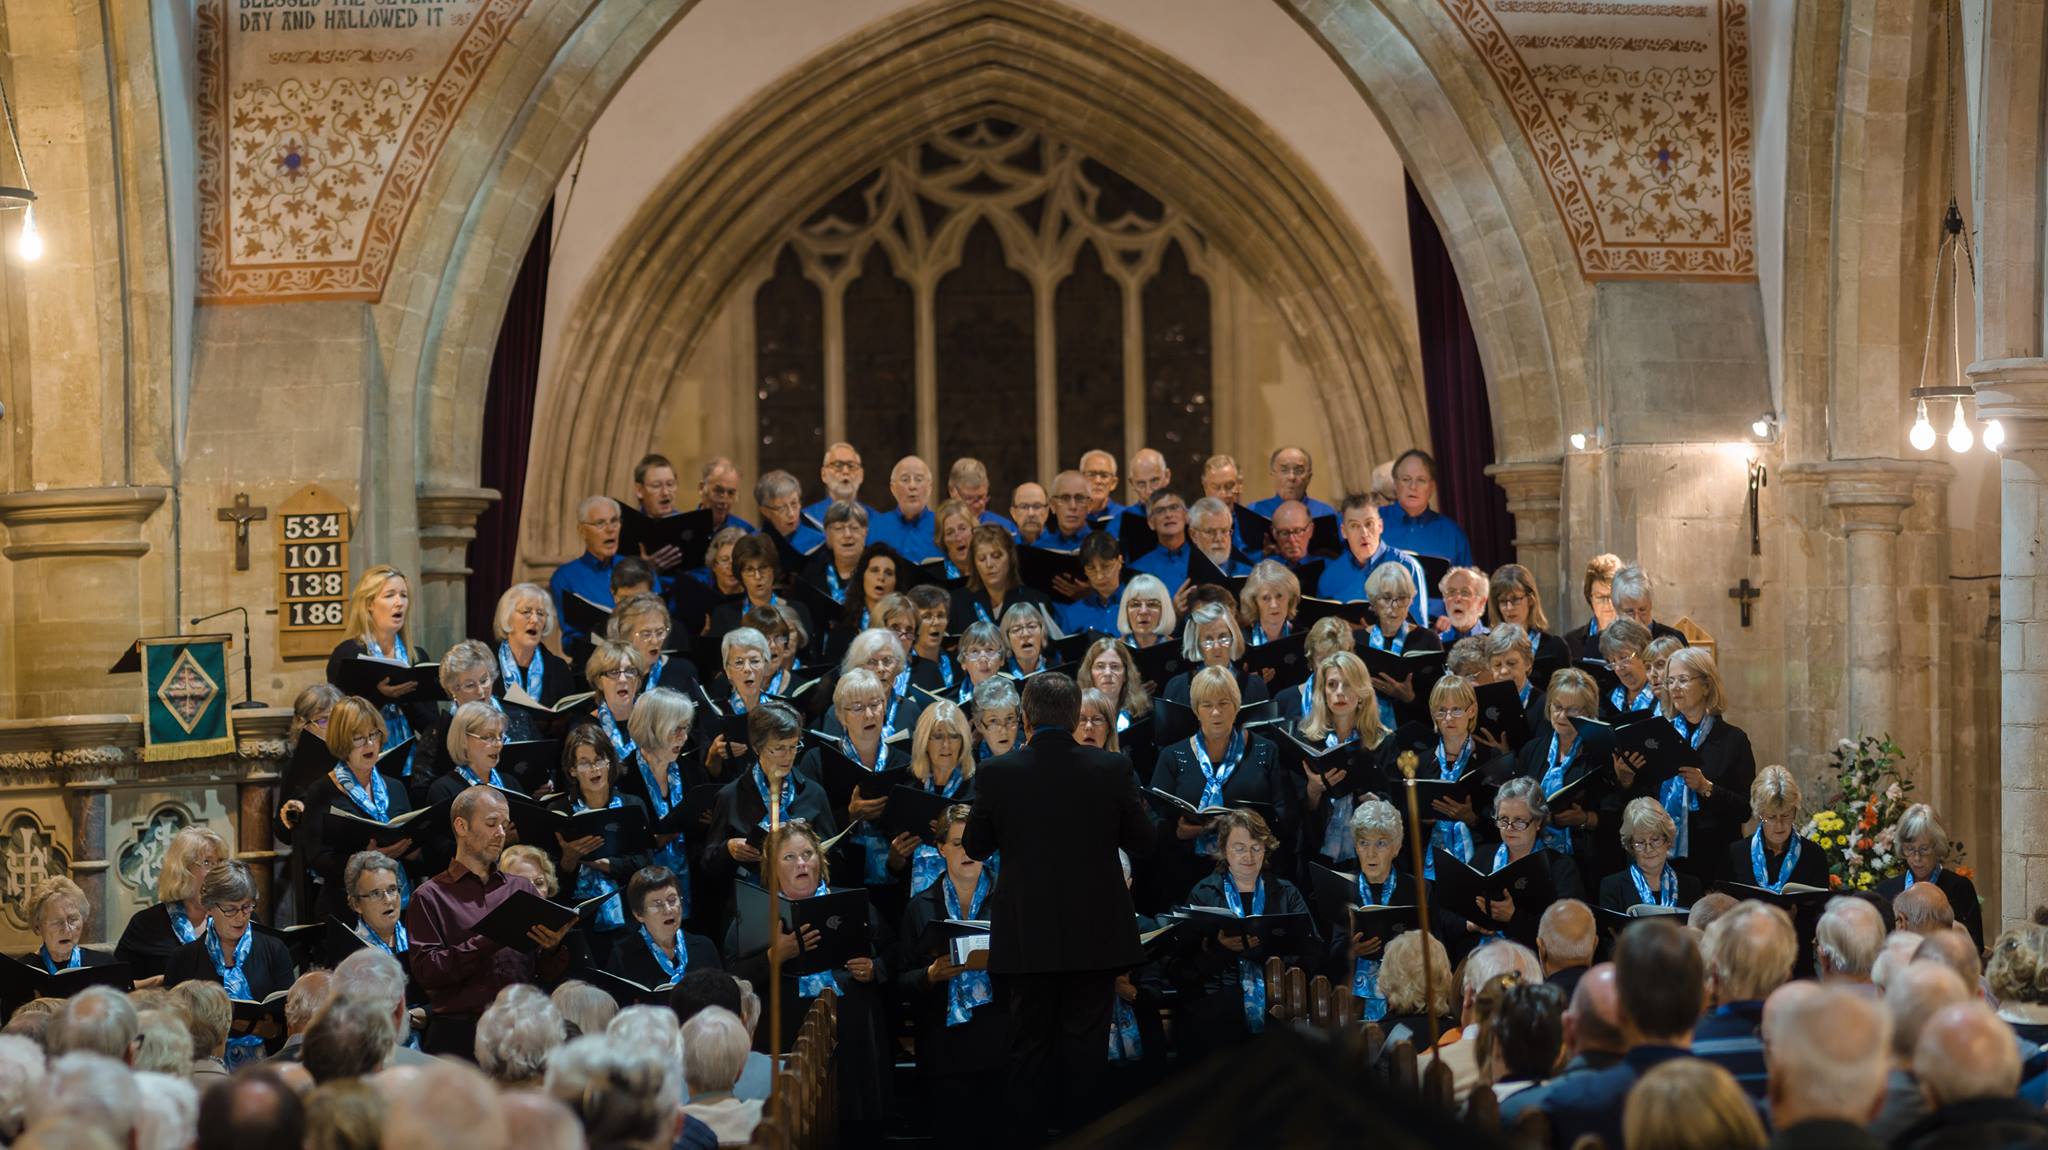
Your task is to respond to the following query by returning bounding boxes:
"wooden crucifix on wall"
[216,493,269,571]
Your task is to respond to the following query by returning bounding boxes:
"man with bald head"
[1202,453,1254,553]
[1500,963,1624,1122]
[1872,961,1973,1141]
[1251,445,1336,520]
[1078,450,1124,521]
[1537,899,1597,996]
[1894,882,1956,935]
[406,786,574,1056]
[1900,1002,2046,1145]
[1815,895,1887,984]
[865,455,940,562]
[1036,471,1094,552]
[1762,983,1892,1150]
[1127,448,1172,507]
[1010,482,1050,546]
[1265,501,1318,570]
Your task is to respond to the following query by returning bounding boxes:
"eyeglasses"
[466,731,510,744]
[1496,592,1530,608]
[514,606,548,620]
[726,655,767,671]
[1665,675,1698,689]
[1273,526,1311,540]
[1901,843,1938,859]
[41,912,83,931]
[1371,593,1412,607]
[1012,501,1048,514]
[1225,843,1267,858]
[598,668,641,682]
[350,734,380,749]
[962,650,1003,665]
[848,699,887,715]
[1432,706,1468,720]
[1082,469,1118,482]
[1495,816,1536,831]
[1199,635,1234,650]
[641,895,683,915]
[1629,837,1672,853]
[354,885,401,903]
[1273,463,1309,478]
[1051,493,1090,506]
[824,459,862,473]
[212,902,258,920]
[981,714,1020,732]
[632,626,671,642]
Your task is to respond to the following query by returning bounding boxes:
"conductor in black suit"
[964,672,1153,1146]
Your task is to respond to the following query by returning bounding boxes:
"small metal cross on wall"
[1728,578,1762,628]
[217,493,268,572]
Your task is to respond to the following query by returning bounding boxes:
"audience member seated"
[680,1007,762,1147]
[473,983,563,1089]
[1871,962,1973,1141]
[1621,1058,1766,1150]
[1894,1002,2048,1150]
[1541,918,1706,1149]
[1431,941,1544,1101]
[1537,899,1597,996]
[1487,981,1568,1104]
[1500,963,1624,1122]
[1989,926,2048,1045]
[670,970,772,1103]
[1813,896,1887,986]
[1693,900,1797,1097]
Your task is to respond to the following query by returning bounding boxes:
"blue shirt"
[1087,501,1127,527]
[867,506,941,563]
[1315,546,1429,626]
[1032,526,1090,552]
[1053,590,1122,638]
[550,551,619,646]
[1377,505,1473,567]
[978,510,1018,536]
[703,508,755,536]
[1543,1044,1693,1150]
[1130,541,1191,591]
[1251,495,1337,520]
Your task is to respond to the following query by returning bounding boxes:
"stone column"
[0,487,169,718]
[1817,463,1933,738]
[1974,361,2048,933]
[414,487,499,656]
[64,779,111,944]
[1484,461,1565,620]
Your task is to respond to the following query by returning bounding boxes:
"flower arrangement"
[1797,735,1967,890]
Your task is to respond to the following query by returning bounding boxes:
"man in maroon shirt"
[405,786,572,1057]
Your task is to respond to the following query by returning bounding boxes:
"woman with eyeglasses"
[165,861,296,1003]
[945,622,1007,710]
[1361,563,1443,730]
[297,696,419,921]
[548,724,653,936]
[971,676,1023,761]
[900,703,979,897]
[1298,652,1387,869]
[707,533,813,649]
[1117,574,1177,652]
[1598,797,1700,912]
[823,629,923,743]
[896,803,1008,1128]
[116,826,227,984]
[702,703,838,899]
[1656,646,1754,882]
[1172,808,1313,1058]
[1322,800,1416,1023]
[727,819,893,1127]
[613,866,721,993]
[323,852,417,981]
[951,524,1048,631]
[702,627,773,771]
[1382,674,1499,872]
[999,601,1055,678]
[582,639,649,769]
[932,498,979,583]
[492,582,575,714]
[1470,777,1584,945]
[1596,619,1657,720]
[1726,766,1827,893]
[1564,553,1624,664]
[1513,669,1620,881]
[1484,625,1546,744]
[1488,564,1569,681]
[800,669,914,900]
[19,877,117,974]
[1874,802,1984,950]
[609,593,700,699]
[617,687,701,922]
[1642,634,1686,720]
[1160,602,1272,710]
[1151,666,1289,900]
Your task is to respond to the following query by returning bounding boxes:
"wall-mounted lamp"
[1750,412,1778,441]
[1567,425,1605,453]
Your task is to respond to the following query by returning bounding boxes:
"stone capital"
[415,486,500,579]
[1970,357,2048,426]
[0,486,169,560]
[1783,460,1950,534]
[1482,460,1564,540]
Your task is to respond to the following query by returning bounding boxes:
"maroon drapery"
[465,201,552,641]
[1405,176,1513,572]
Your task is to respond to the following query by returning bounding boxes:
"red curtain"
[465,201,552,641]
[1405,176,1513,572]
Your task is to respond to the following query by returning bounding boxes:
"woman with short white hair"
[1598,797,1702,912]
[1160,601,1271,709]
[1117,573,1177,650]
[1361,562,1443,729]
[827,628,923,741]
[682,1007,763,1145]
[1471,777,1585,944]
[1875,802,1985,949]
[1149,666,1288,898]
[798,670,912,891]
[493,582,574,710]
[622,686,699,913]
[474,983,564,1088]
[1237,560,1300,647]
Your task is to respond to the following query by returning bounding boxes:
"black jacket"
[963,730,1152,974]
[114,903,200,982]
[1150,733,1291,897]
[298,771,417,921]
[1723,832,1832,891]
[1597,866,1704,912]
[894,877,1011,1074]
[611,927,723,991]
[491,644,577,708]
[1174,871,1314,997]
[1892,1096,2048,1150]
[165,930,296,1002]
[1678,717,1757,881]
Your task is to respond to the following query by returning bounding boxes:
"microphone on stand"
[189,606,268,710]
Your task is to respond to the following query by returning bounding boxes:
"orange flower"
[1858,837,1873,850]
[1828,874,1843,889]
[1954,865,1976,880]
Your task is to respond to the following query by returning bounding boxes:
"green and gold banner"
[139,638,236,762]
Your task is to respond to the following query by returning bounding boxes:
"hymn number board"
[275,485,352,660]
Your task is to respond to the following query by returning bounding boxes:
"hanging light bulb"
[16,205,40,262]
[1946,398,1974,452]
[1909,399,1936,451]
[1568,432,1587,451]
[1985,418,2006,452]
